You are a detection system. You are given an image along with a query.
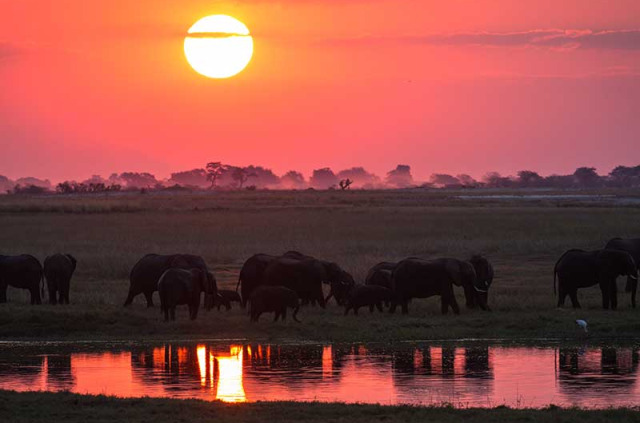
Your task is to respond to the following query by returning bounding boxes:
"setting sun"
[184,15,253,79]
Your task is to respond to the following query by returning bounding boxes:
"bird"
[576,319,588,333]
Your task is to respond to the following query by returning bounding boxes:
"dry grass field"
[0,189,639,341]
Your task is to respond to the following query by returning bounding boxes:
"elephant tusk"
[630,275,638,280]
[474,286,488,293]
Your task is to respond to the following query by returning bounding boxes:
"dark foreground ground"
[1,390,638,423]
[0,189,639,342]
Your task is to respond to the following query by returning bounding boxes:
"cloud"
[324,29,640,51]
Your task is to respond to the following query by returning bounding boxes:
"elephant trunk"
[292,305,301,323]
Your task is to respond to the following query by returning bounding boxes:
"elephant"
[214,289,242,311]
[249,285,301,322]
[0,255,43,305]
[124,253,217,308]
[344,285,395,315]
[605,238,640,307]
[43,254,77,305]
[264,257,327,307]
[236,253,278,307]
[554,248,638,309]
[237,251,354,307]
[365,262,397,290]
[157,268,209,321]
[467,255,494,311]
[390,257,476,315]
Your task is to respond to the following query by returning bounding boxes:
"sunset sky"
[1,0,639,182]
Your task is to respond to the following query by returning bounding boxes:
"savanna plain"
[0,189,639,341]
[1,189,640,422]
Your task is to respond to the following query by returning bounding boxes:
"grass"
[0,189,639,341]
[1,390,639,423]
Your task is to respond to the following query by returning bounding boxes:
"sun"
[184,15,253,79]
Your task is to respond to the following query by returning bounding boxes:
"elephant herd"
[1,237,639,321]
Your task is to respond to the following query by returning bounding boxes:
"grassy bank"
[0,390,638,423]
[0,190,639,342]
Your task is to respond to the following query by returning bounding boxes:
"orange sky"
[1,0,639,182]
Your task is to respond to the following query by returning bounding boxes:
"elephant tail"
[553,269,557,296]
[40,271,46,299]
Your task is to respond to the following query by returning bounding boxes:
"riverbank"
[0,302,637,343]
[0,390,637,423]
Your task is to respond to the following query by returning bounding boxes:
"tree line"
[1,164,639,195]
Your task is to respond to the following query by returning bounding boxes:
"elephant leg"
[325,292,334,305]
[376,302,383,312]
[611,282,618,310]
[401,301,409,315]
[389,302,396,313]
[569,290,581,308]
[273,311,280,322]
[282,308,287,321]
[600,285,610,309]
[170,307,176,321]
[0,285,6,303]
[557,284,566,307]
[369,304,374,313]
[163,307,169,322]
[450,296,460,315]
[354,307,359,315]
[144,291,154,308]
[344,306,350,316]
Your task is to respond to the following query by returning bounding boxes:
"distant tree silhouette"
[244,166,280,188]
[169,169,208,188]
[281,171,306,189]
[339,179,353,190]
[11,184,49,195]
[456,174,478,187]
[310,168,338,189]
[609,165,640,187]
[483,172,515,188]
[573,167,602,188]
[0,175,14,194]
[336,167,381,189]
[15,177,52,191]
[231,167,257,189]
[386,165,414,188]
[119,172,158,189]
[206,162,228,189]
[517,170,544,188]
[430,174,460,188]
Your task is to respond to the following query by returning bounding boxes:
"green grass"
[0,189,639,341]
[1,390,638,423]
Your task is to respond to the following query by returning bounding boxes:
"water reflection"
[0,343,639,408]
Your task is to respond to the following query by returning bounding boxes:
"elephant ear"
[445,259,463,286]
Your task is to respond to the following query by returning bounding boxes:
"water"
[0,342,638,408]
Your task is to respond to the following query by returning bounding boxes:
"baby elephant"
[344,285,395,315]
[249,286,301,323]
[43,254,77,305]
[158,268,208,321]
[214,289,242,311]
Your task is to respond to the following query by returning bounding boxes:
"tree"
[206,162,229,189]
[429,174,460,188]
[573,167,602,188]
[456,174,478,187]
[281,171,306,189]
[231,167,257,189]
[119,172,158,189]
[386,165,414,188]
[517,170,544,188]
[336,167,382,189]
[339,179,353,190]
[609,165,640,187]
[482,172,515,188]
[310,168,338,189]
[169,169,208,188]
